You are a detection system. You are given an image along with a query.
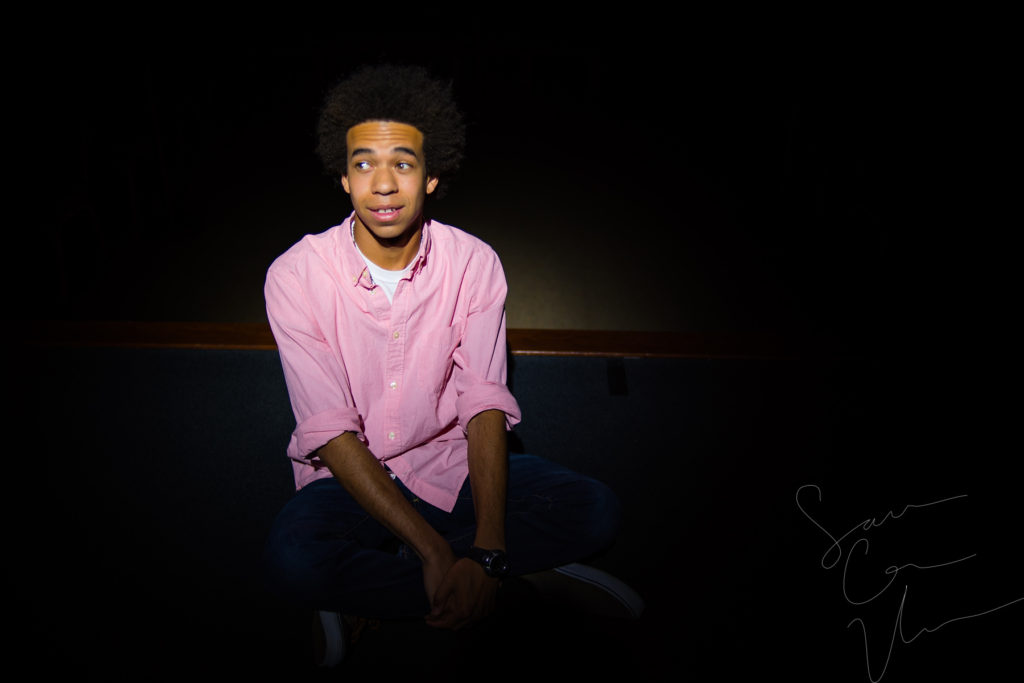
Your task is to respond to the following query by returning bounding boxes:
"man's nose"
[372,168,397,194]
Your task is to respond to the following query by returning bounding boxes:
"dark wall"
[12,18,995,344]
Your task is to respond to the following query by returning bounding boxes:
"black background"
[12,12,1000,342]
[7,11,1021,681]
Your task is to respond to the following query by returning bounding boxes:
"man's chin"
[370,225,409,241]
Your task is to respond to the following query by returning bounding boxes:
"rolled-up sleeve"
[265,262,363,464]
[452,251,522,431]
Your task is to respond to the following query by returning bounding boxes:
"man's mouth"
[371,207,401,218]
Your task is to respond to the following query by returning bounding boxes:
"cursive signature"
[848,584,1024,682]
[795,483,1022,682]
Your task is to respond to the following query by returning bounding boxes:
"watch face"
[488,551,510,577]
[471,547,510,577]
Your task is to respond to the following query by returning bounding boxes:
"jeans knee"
[262,528,320,605]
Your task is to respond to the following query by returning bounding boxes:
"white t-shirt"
[355,244,413,304]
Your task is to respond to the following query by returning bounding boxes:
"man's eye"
[397,162,412,170]
[354,161,370,171]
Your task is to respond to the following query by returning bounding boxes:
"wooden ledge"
[24,320,279,351]
[21,320,854,359]
[508,328,797,359]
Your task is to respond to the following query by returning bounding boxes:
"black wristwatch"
[466,546,511,578]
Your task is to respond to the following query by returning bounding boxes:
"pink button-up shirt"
[265,216,522,512]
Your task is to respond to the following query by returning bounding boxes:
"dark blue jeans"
[263,453,621,619]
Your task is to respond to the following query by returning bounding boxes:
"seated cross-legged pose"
[262,64,643,668]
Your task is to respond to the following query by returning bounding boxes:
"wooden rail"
[21,320,855,359]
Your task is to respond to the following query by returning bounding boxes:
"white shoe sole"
[316,610,346,667]
[553,563,646,618]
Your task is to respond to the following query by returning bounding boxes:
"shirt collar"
[342,213,432,289]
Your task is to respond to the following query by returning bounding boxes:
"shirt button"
[392,331,400,340]
[389,381,397,390]
[388,431,396,440]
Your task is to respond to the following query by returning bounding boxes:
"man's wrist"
[416,532,456,567]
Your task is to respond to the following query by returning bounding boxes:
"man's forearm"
[466,409,509,551]
[317,432,450,565]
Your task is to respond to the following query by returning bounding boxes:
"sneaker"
[312,611,373,668]
[312,611,347,668]
[520,563,645,619]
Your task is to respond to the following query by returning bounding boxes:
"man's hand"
[420,408,508,630]
[420,543,457,612]
[425,557,499,630]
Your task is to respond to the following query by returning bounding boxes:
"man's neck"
[352,217,423,270]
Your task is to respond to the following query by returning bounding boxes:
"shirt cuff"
[456,382,522,432]
[287,406,364,462]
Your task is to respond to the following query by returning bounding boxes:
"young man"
[263,65,641,667]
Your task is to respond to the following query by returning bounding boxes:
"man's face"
[341,120,439,244]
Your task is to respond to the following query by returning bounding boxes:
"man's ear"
[426,176,439,195]
[341,174,350,194]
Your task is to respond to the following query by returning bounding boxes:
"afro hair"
[316,64,466,197]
